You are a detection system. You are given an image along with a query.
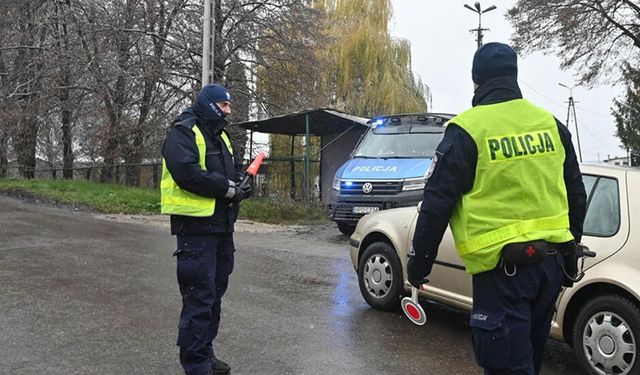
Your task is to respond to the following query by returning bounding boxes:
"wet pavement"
[0,195,583,374]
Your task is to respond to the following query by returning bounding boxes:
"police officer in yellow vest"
[161,83,251,375]
[408,43,586,374]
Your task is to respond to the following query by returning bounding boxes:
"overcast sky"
[389,0,627,163]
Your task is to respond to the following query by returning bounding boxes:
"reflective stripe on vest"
[160,126,233,217]
[448,99,574,274]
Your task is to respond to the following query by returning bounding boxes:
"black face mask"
[194,99,225,121]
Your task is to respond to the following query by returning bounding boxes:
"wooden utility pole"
[559,83,583,162]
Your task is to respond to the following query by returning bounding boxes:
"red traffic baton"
[245,152,265,177]
[401,286,427,325]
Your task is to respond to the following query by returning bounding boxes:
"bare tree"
[1,0,89,179]
[0,0,333,184]
[9,1,49,179]
[507,0,640,85]
[0,48,10,177]
[119,0,195,185]
[211,1,327,162]
[51,0,76,179]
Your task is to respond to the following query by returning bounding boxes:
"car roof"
[580,163,640,175]
[367,112,455,124]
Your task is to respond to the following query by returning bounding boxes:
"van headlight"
[332,177,341,191]
[402,177,426,191]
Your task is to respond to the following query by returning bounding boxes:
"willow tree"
[318,0,429,118]
[256,0,429,117]
[258,0,429,198]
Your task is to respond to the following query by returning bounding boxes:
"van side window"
[582,175,597,202]
[583,176,620,237]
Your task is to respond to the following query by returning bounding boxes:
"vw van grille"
[340,180,401,195]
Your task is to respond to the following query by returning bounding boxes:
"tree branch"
[593,1,640,48]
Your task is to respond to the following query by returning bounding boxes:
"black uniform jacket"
[410,76,587,279]
[162,108,242,235]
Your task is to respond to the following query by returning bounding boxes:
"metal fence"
[254,157,321,200]
[4,158,322,200]
[4,163,163,188]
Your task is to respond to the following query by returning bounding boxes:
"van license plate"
[353,206,379,214]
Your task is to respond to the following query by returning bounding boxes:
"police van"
[327,113,454,235]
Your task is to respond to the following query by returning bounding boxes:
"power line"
[520,79,623,152]
[520,80,613,117]
[578,120,621,150]
[574,106,611,118]
[519,80,566,110]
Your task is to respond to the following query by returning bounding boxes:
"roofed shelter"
[235,108,369,203]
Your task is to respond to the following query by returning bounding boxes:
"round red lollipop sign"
[401,286,427,325]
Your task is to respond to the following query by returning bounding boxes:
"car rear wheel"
[572,294,640,375]
[337,222,356,236]
[357,241,402,311]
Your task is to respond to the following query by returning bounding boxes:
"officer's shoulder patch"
[426,154,438,180]
[426,138,453,181]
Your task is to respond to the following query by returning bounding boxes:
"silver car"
[349,164,640,375]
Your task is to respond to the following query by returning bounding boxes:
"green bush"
[239,197,329,225]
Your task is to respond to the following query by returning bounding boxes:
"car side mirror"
[417,201,422,213]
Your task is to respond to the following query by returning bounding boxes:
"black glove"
[407,256,431,289]
[232,181,252,202]
[235,167,245,184]
[561,241,596,288]
[237,174,254,188]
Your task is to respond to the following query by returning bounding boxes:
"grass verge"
[0,178,329,224]
[0,178,161,214]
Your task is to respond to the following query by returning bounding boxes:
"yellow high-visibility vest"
[160,125,233,217]
[448,99,574,274]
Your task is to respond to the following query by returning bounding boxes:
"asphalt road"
[0,196,583,374]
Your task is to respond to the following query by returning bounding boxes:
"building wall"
[603,157,631,166]
[320,128,367,204]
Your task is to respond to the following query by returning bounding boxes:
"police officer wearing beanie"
[161,83,251,375]
[407,43,586,374]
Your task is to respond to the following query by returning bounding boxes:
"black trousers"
[174,233,235,375]
[470,253,564,375]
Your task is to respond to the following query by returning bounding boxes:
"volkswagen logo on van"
[362,182,373,194]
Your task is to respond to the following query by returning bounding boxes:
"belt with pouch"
[501,240,558,266]
[500,240,596,283]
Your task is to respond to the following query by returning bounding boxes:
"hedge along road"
[0,195,582,375]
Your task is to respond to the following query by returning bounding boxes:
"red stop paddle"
[401,286,427,325]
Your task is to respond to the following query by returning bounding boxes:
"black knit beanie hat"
[472,42,518,86]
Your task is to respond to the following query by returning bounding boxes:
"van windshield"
[354,131,444,158]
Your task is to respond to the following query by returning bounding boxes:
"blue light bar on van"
[372,119,384,127]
